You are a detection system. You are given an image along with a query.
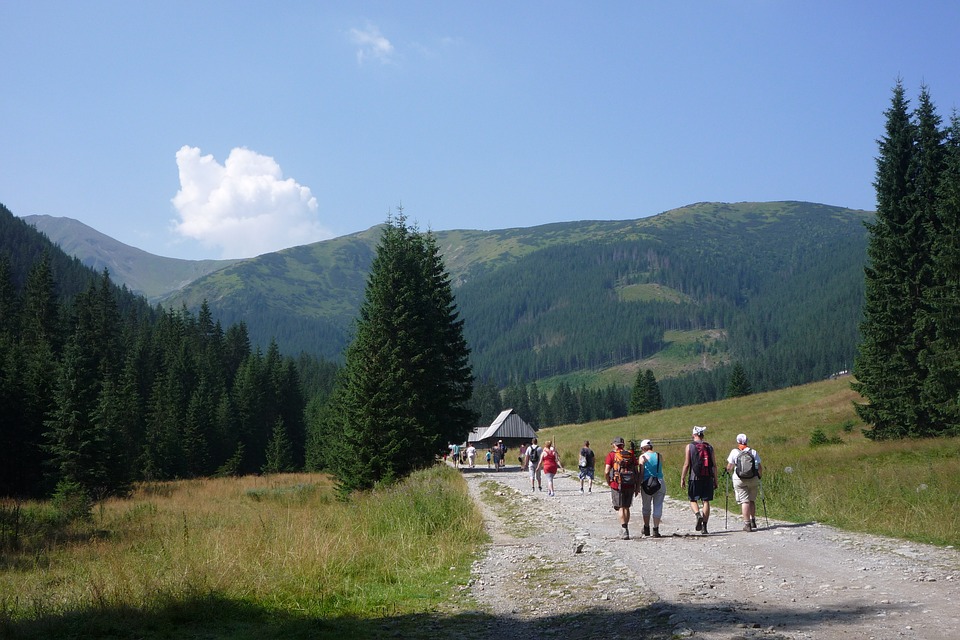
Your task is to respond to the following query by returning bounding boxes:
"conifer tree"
[853,81,924,438]
[642,370,663,412]
[628,367,648,415]
[727,362,753,398]
[326,211,474,495]
[920,112,960,434]
[262,418,295,474]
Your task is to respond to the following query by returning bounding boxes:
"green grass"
[545,377,960,547]
[0,467,488,639]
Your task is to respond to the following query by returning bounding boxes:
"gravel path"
[455,462,960,640]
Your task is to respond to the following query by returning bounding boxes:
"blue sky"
[2,1,959,260]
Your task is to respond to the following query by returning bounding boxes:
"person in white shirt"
[725,433,763,531]
[466,444,477,468]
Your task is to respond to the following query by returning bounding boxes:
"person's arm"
[726,450,735,475]
[680,445,690,488]
[604,458,613,485]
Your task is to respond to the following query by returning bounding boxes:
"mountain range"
[22,201,872,401]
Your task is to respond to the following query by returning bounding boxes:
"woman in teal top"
[638,439,666,537]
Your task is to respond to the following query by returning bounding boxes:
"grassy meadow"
[0,467,486,639]
[546,377,960,547]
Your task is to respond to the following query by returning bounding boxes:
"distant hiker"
[578,440,595,493]
[492,441,502,471]
[680,425,717,535]
[725,433,762,531]
[466,444,477,468]
[525,438,543,491]
[604,437,638,539]
[638,439,665,538]
[518,442,528,470]
[485,449,492,468]
[537,440,563,496]
[450,442,461,469]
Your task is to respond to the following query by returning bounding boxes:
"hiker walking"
[492,441,502,471]
[638,439,665,538]
[725,433,762,531]
[537,440,563,496]
[680,425,717,535]
[604,437,639,539]
[485,449,492,468]
[466,443,477,468]
[578,440,595,493]
[525,438,543,492]
[448,442,461,469]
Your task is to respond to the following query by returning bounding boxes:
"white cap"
[640,439,652,448]
[692,425,706,436]
[737,433,748,445]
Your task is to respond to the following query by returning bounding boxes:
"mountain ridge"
[19,201,873,403]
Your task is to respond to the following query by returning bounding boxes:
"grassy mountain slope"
[24,201,873,402]
[23,214,239,301]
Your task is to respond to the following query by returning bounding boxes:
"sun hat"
[640,439,652,448]
[736,433,748,445]
[692,425,706,436]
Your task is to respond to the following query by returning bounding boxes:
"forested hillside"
[23,201,872,409]
[0,203,325,499]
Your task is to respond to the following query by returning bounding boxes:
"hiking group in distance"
[480,426,764,540]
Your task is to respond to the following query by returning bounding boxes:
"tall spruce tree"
[920,112,960,434]
[326,212,474,495]
[853,81,923,438]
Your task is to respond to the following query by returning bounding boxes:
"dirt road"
[456,462,960,640]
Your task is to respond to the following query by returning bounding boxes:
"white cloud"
[172,146,331,258]
[349,24,395,64]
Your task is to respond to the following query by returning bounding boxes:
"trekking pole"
[724,472,729,530]
[759,476,769,528]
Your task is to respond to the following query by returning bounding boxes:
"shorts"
[611,487,634,510]
[687,478,715,502]
[578,466,594,480]
[528,464,542,482]
[733,476,760,504]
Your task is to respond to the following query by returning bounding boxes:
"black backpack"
[528,446,541,465]
[690,442,714,479]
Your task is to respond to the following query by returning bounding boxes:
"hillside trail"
[453,459,960,640]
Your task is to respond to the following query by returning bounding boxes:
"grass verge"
[0,466,487,639]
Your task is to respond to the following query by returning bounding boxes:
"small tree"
[262,418,295,474]
[727,363,753,398]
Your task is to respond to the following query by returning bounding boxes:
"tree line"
[0,242,322,499]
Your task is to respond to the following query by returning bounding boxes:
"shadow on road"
[1,592,905,640]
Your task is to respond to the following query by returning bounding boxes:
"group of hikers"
[456,425,763,540]
[603,425,763,540]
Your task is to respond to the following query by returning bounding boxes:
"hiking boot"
[621,527,630,540]
[652,528,662,538]
[580,487,584,493]
[642,525,650,537]
[743,522,752,532]
[751,518,758,530]
[701,523,708,535]
[695,513,703,532]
